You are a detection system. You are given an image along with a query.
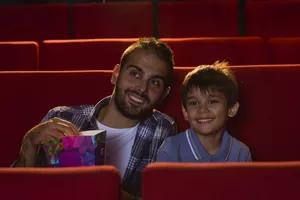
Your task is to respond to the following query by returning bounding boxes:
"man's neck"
[196,130,224,155]
[96,99,139,129]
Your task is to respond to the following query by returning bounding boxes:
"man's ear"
[162,86,171,101]
[111,64,121,85]
[228,101,240,117]
[182,105,189,121]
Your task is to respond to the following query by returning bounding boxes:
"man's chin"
[123,109,153,120]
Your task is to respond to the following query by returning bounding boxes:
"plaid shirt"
[40,96,177,197]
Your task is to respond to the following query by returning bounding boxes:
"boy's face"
[182,87,239,136]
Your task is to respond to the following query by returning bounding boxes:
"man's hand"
[15,117,79,167]
[122,190,142,200]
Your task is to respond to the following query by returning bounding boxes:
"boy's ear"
[111,64,121,85]
[182,105,189,121]
[228,102,240,118]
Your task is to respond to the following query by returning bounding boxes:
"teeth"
[129,94,144,103]
[197,119,213,122]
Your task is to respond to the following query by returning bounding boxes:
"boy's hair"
[120,37,174,84]
[181,61,238,109]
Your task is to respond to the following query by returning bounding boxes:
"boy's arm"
[156,137,178,162]
[246,150,252,162]
[240,147,252,162]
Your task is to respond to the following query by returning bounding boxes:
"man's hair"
[120,37,174,84]
[181,61,238,109]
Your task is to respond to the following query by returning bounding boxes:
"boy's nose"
[197,105,209,113]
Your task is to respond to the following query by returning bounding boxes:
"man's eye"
[150,79,160,87]
[130,71,140,78]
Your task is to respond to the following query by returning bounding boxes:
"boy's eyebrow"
[186,96,197,101]
[207,92,223,98]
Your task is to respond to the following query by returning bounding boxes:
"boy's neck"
[196,130,224,155]
[96,98,140,129]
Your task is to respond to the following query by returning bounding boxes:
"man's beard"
[114,83,153,120]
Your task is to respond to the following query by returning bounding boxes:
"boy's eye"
[130,71,140,78]
[208,100,219,104]
[188,101,199,106]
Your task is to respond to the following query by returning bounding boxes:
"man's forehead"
[124,50,169,76]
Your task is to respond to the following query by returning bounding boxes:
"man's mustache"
[126,90,149,102]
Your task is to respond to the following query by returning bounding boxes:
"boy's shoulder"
[231,135,250,152]
[164,130,188,146]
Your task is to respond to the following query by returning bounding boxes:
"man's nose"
[136,79,148,93]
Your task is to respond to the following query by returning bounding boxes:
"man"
[13,37,177,199]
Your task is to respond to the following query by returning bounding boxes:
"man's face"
[112,48,171,120]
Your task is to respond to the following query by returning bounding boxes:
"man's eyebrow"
[126,64,167,82]
[126,64,143,73]
[151,75,166,82]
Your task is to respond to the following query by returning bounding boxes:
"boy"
[157,62,251,162]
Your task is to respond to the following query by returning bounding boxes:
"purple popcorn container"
[38,130,106,167]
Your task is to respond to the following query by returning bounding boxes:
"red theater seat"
[0,4,69,43]
[161,37,265,66]
[40,39,137,70]
[268,37,300,64]
[0,71,113,166]
[0,41,38,70]
[0,166,120,200]
[158,1,239,38]
[246,2,300,39]
[72,3,152,39]
[2,66,300,166]
[160,65,300,162]
[143,162,300,200]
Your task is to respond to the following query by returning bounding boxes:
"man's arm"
[13,117,79,167]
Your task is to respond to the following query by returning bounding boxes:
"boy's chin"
[193,128,221,137]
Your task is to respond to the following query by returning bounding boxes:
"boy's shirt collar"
[186,128,232,161]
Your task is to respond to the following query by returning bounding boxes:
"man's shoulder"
[152,110,176,125]
[42,104,95,123]
[48,105,95,116]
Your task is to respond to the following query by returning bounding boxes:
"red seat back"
[268,37,300,64]
[246,2,300,39]
[143,162,300,200]
[0,166,120,200]
[40,39,137,70]
[161,37,265,66]
[0,4,69,43]
[158,2,239,38]
[73,3,152,39]
[0,41,38,70]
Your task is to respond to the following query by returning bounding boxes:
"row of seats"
[1,1,300,41]
[2,37,300,71]
[2,162,300,200]
[2,65,300,167]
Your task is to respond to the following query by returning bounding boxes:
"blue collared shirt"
[157,128,251,162]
